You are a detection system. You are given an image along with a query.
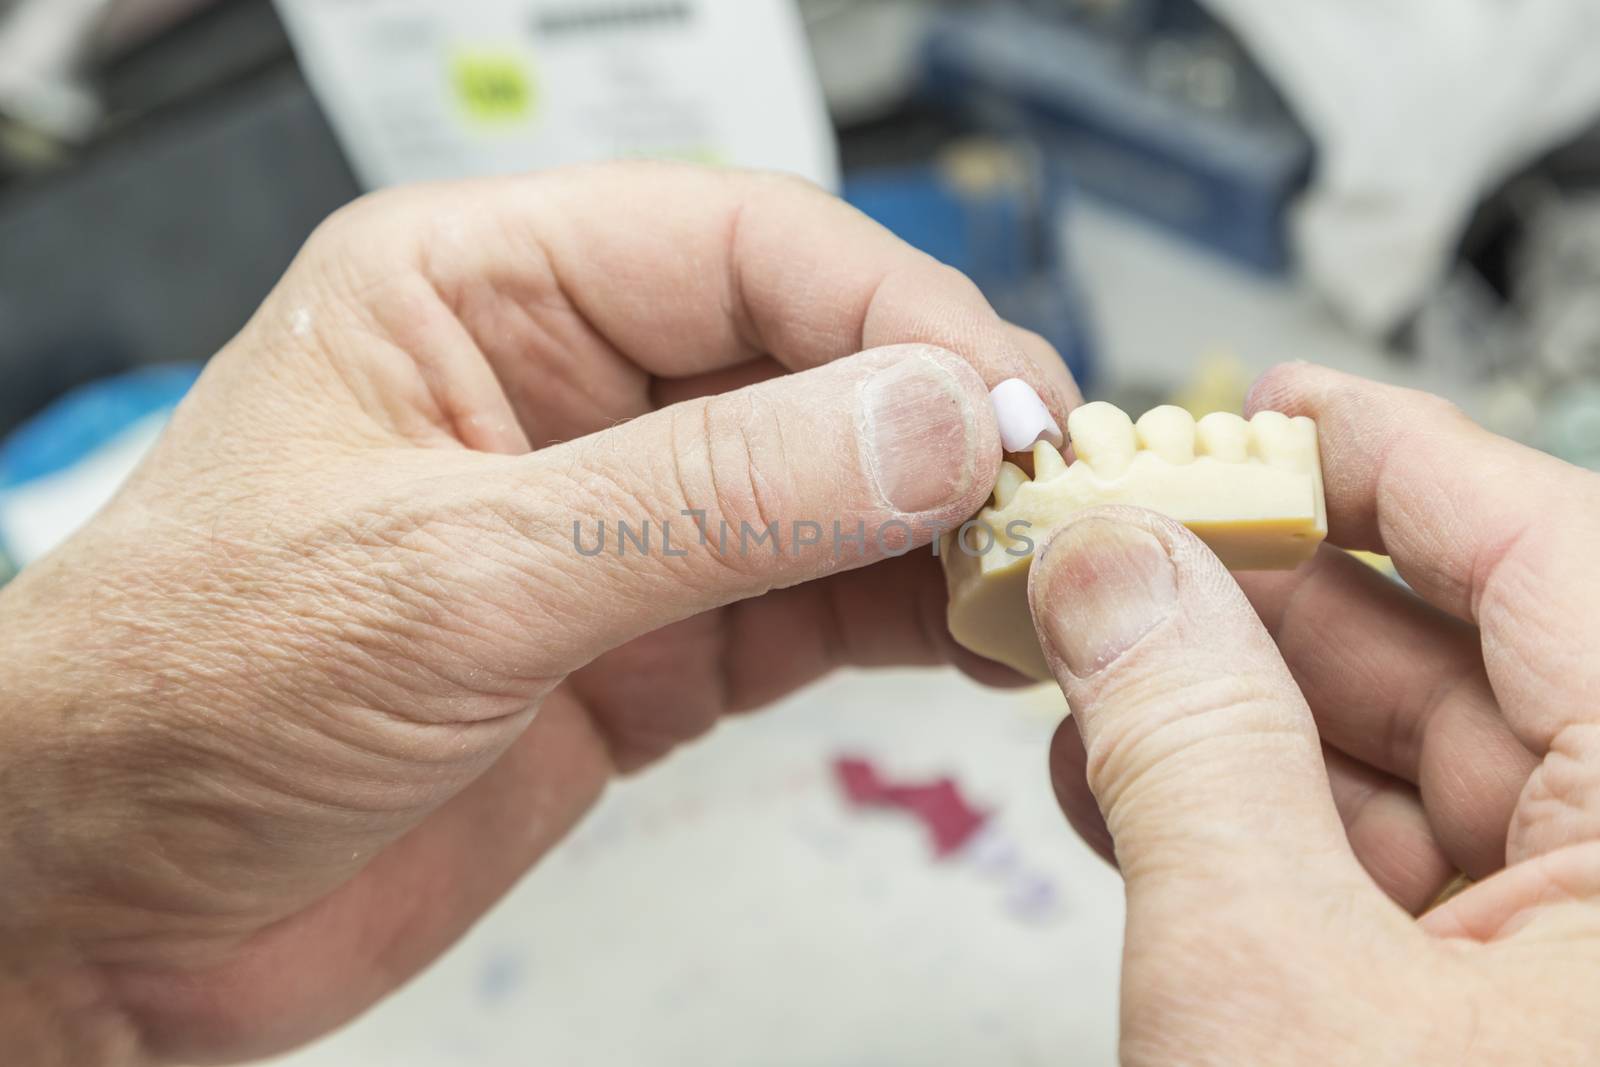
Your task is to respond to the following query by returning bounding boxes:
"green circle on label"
[451,51,537,123]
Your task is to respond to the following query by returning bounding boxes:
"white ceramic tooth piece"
[990,379,1064,454]
[1197,412,1251,462]
[1249,411,1314,469]
[1067,402,1138,478]
[993,461,1029,508]
[1135,406,1197,464]
[1032,440,1068,480]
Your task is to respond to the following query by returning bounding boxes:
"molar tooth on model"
[1196,412,1252,462]
[993,461,1029,508]
[1032,440,1069,481]
[1067,402,1138,478]
[1250,411,1315,469]
[1135,406,1198,464]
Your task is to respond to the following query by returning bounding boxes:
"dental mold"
[944,403,1327,680]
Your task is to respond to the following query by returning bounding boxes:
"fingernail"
[1038,520,1177,677]
[990,378,1064,453]
[860,354,977,514]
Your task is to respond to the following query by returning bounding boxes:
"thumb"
[462,343,1001,678]
[1027,507,1373,905]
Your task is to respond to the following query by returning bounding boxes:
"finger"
[718,548,1033,709]
[345,164,1079,445]
[411,344,1000,681]
[1050,714,1460,908]
[654,326,1076,440]
[1420,841,1600,942]
[1325,747,1457,914]
[1238,547,1537,879]
[1050,707,1459,908]
[651,357,787,409]
[572,552,1029,773]
[1248,363,1600,752]
[1027,506,1378,905]
[1048,718,1117,866]
[1005,323,1082,407]
[532,166,1081,401]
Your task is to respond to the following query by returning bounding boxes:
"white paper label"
[272,0,838,190]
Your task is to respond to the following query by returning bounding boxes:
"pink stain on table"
[833,757,991,857]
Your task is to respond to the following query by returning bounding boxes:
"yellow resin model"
[943,403,1327,680]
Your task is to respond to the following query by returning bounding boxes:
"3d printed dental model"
[944,402,1327,681]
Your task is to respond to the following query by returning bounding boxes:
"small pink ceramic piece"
[989,378,1064,454]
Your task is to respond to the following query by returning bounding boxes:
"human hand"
[0,162,1078,1064]
[1034,365,1600,1064]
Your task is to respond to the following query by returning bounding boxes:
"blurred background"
[4,1,1600,1063]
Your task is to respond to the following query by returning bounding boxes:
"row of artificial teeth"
[992,403,1318,509]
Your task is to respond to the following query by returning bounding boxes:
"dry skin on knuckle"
[705,390,793,535]
[290,191,446,346]
[528,446,720,615]
[299,194,410,295]
[659,395,797,580]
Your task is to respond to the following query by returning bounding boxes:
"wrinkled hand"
[1036,365,1600,1064]
[0,162,1078,1064]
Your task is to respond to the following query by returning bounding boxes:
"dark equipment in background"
[921,1,1310,273]
[0,0,356,437]
[2,0,1307,438]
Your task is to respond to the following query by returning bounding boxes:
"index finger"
[1247,363,1600,749]
[559,163,1077,401]
[399,162,1080,416]
[1246,363,1600,621]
